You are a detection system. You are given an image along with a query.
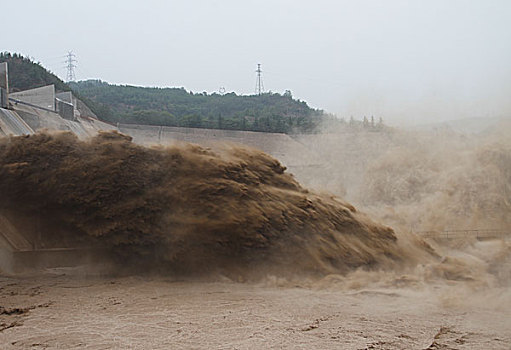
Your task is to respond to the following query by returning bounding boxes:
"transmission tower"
[65,51,77,82]
[255,63,264,95]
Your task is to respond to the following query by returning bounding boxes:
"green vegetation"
[70,80,331,133]
[3,52,387,134]
[0,52,71,92]
[0,52,107,118]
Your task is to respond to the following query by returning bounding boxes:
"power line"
[65,51,77,82]
[255,63,264,95]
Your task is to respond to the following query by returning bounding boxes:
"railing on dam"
[415,229,510,240]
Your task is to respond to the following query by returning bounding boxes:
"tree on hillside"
[71,81,330,133]
[2,52,355,134]
[0,52,70,92]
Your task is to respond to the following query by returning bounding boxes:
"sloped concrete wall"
[56,100,75,120]
[13,103,116,139]
[0,108,34,135]
[15,103,79,133]
[0,215,33,251]
[56,91,73,104]
[10,85,55,111]
[118,124,319,170]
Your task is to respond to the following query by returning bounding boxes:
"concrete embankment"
[118,124,322,178]
[0,99,118,272]
[0,108,34,136]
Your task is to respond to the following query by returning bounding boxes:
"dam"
[0,62,322,273]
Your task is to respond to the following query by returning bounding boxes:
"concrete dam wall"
[118,124,321,173]
[0,108,34,136]
[0,94,118,272]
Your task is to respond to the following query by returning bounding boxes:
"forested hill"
[0,52,71,93]
[1,52,332,133]
[0,52,106,118]
[70,80,329,133]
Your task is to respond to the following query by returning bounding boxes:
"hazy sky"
[3,0,511,124]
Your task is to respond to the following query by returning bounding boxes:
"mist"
[292,118,511,232]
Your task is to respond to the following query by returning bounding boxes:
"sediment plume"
[0,131,422,277]
[279,121,511,289]
[293,119,511,233]
[359,127,511,232]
